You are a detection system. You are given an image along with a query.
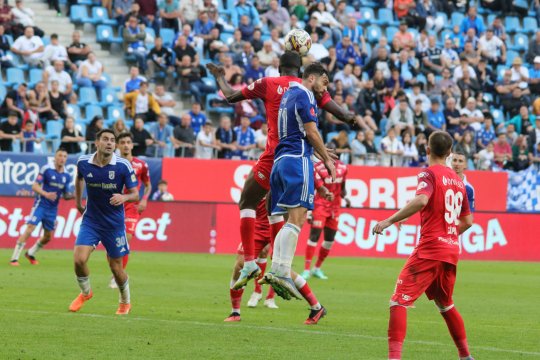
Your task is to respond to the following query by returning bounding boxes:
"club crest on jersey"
[310,107,315,116]
[109,171,115,180]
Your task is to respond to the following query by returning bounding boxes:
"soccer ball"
[284,29,312,56]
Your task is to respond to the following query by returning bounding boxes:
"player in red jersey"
[302,159,349,280]
[373,131,474,360]
[109,133,152,288]
[207,52,356,290]
[225,199,326,325]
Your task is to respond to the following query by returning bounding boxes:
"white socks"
[27,241,44,257]
[11,242,25,261]
[272,223,301,277]
[118,278,130,304]
[77,276,91,296]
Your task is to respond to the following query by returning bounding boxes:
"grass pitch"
[0,250,538,360]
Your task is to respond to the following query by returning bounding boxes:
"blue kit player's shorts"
[75,223,130,258]
[270,156,315,215]
[27,206,57,231]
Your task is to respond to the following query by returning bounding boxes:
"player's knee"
[435,301,454,313]
[73,256,86,269]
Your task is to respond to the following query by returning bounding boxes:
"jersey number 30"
[444,189,463,225]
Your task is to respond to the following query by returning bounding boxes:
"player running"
[372,131,475,360]
[262,63,335,301]
[302,159,349,280]
[108,133,152,288]
[226,200,326,325]
[451,149,475,211]
[10,148,73,266]
[69,129,139,315]
[207,52,356,290]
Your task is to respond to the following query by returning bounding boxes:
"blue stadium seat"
[483,92,494,104]
[522,17,538,35]
[91,6,117,25]
[451,13,464,28]
[205,94,233,115]
[0,84,6,103]
[69,5,94,25]
[67,104,83,122]
[107,105,126,122]
[436,12,449,29]
[374,135,382,151]
[85,104,103,121]
[506,51,519,67]
[491,107,505,125]
[96,25,123,44]
[160,28,175,47]
[5,68,24,87]
[78,87,98,106]
[99,88,120,107]
[202,77,216,88]
[366,25,382,44]
[496,64,506,80]
[220,32,234,46]
[42,36,50,46]
[358,7,375,24]
[505,17,520,35]
[439,29,452,42]
[46,120,63,140]
[28,68,43,88]
[385,26,398,41]
[509,34,528,52]
[375,8,398,26]
[487,14,497,26]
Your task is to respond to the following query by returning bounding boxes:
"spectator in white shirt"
[460,97,484,132]
[308,32,329,61]
[388,100,415,134]
[312,1,342,45]
[380,126,404,167]
[269,28,284,56]
[478,27,506,66]
[333,64,359,94]
[76,52,107,98]
[402,131,419,166]
[264,56,280,77]
[441,38,460,70]
[12,0,44,37]
[11,26,43,66]
[253,121,267,159]
[510,57,529,89]
[41,33,68,68]
[195,121,219,159]
[350,130,367,165]
[256,41,277,67]
[43,59,73,96]
[453,57,476,82]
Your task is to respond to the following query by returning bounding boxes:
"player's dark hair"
[452,147,467,157]
[96,128,116,141]
[116,132,133,143]
[302,62,328,80]
[158,180,168,185]
[428,131,453,158]
[56,147,68,153]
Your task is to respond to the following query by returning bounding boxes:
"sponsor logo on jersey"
[417,181,427,191]
[109,171,115,180]
[277,85,284,94]
[248,82,255,90]
[442,176,464,188]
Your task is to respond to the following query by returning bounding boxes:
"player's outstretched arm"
[75,177,85,214]
[321,98,356,126]
[305,122,336,181]
[206,63,246,103]
[372,194,429,235]
[458,214,473,235]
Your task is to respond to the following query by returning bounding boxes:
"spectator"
[454,119,475,143]
[412,99,427,134]
[496,70,529,118]
[257,41,277,68]
[0,24,12,69]
[76,52,107,98]
[478,27,505,66]
[402,131,418,166]
[505,123,519,144]
[460,6,485,36]
[395,49,418,86]
[146,37,174,89]
[408,83,431,112]
[148,113,173,157]
[463,28,479,50]
[114,0,133,25]
[173,35,199,67]
[395,21,415,49]
[441,39,460,70]
[526,31,540,64]
[216,115,237,159]
[363,129,379,166]
[415,132,428,166]
[10,26,43,67]
[245,56,265,84]
[124,66,147,93]
[336,36,362,68]
[394,0,425,29]
[350,130,367,165]
[208,7,234,34]
[490,16,506,42]
[154,84,181,126]
[0,0,12,32]
[262,0,290,33]
[49,80,67,120]
[43,60,72,98]
[320,46,338,79]
[0,111,21,151]
[172,113,195,157]
[454,130,477,168]
[179,0,203,26]
[124,81,161,122]
[443,97,462,137]
[60,116,84,154]
[493,129,512,168]
[342,16,365,48]
[380,126,404,167]
[291,0,307,21]
[193,10,215,42]
[326,130,352,162]
[477,115,496,150]
[40,33,68,69]
[205,28,229,61]
[476,140,495,170]
[67,31,91,70]
[112,118,129,137]
[357,79,382,124]
[233,116,256,159]
[123,15,147,71]
[453,57,476,82]
[365,47,393,79]
[137,0,159,33]
[311,1,342,45]
[528,116,540,153]
[177,55,215,103]
[189,102,207,135]
[85,115,104,152]
[503,105,533,136]
[421,35,443,75]
[265,56,280,78]
[457,67,481,98]
[151,180,174,201]
[0,83,28,119]
[269,28,284,56]
[159,0,181,30]
[229,29,247,55]
[461,41,480,66]
[510,57,529,89]
[29,81,54,123]
[333,1,348,25]
[195,120,219,159]
[12,0,44,37]
[333,64,359,95]
[475,58,496,93]
[460,97,484,131]
[426,99,445,133]
[231,0,260,28]
[529,57,540,96]
[304,17,330,47]
[130,116,154,156]
[416,0,443,32]
[253,121,267,159]
[388,100,414,134]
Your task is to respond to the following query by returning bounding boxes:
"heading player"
[10,148,73,266]
[207,52,356,290]
[373,131,474,360]
[107,133,152,288]
[69,129,139,315]
[451,149,475,211]
[263,63,335,301]
[302,159,349,280]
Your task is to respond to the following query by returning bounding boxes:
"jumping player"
[69,129,139,315]
[302,159,348,280]
[108,132,152,288]
[10,148,73,266]
[373,131,474,360]
[262,63,335,301]
[451,149,475,211]
[207,51,356,290]
[226,200,326,325]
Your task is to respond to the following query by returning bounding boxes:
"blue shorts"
[27,205,57,231]
[75,222,130,258]
[270,156,314,215]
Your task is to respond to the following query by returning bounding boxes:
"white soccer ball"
[284,29,312,56]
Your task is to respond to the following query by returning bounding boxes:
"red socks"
[254,260,267,293]
[240,210,256,261]
[388,306,407,360]
[122,254,129,269]
[266,286,275,300]
[298,283,318,307]
[304,243,316,271]
[441,307,470,358]
[269,219,284,247]
[315,247,330,268]
[230,288,244,312]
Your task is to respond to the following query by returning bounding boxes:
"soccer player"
[207,51,356,290]
[372,131,474,360]
[108,132,152,288]
[302,159,349,280]
[226,200,326,325]
[69,129,139,315]
[262,63,336,301]
[451,149,475,211]
[10,148,73,266]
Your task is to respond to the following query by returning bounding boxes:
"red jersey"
[241,76,332,153]
[314,160,348,209]
[124,157,150,207]
[414,164,471,265]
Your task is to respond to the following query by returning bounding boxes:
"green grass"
[0,250,539,360]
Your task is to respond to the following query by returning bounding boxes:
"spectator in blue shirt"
[239,15,255,41]
[148,113,173,157]
[449,25,465,52]
[233,116,256,159]
[124,66,147,93]
[476,115,496,150]
[460,6,485,36]
[189,102,208,135]
[336,36,360,68]
[216,115,237,159]
[342,17,365,46]
[193,11,215,41]
[231,0,260,28]
[22,120,41,153]
[426,99,446,135]
[244,56,265,84]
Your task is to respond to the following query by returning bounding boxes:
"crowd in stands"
[2,0,540,172]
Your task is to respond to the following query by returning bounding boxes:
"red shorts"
[124,205,140,235]
[391,251,456,308]
[311,205,340,231]
[252,149,274,190]
[236,238,270,257]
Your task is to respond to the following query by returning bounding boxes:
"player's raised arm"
[319,95,356,126]
[206,63,246,103]
[372,194,429,235]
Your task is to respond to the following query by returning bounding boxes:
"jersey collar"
[289,81,309,92]
[88,152,118,166]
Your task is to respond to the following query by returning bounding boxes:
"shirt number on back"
[444,189,463,225]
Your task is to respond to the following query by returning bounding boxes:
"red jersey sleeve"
[314,164,324,190]
[459,189,471,218]
[241,78,268,100]
[317,91,331,108]
[140,161,150,185]
[415,169,434,198]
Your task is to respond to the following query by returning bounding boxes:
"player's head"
[95,129,116,157]
[54,147,68,167]
[116,132,133,157]
[278,51,302,76]
[451,148,467,175]
[302,62,329,94]
[427,131,453,161]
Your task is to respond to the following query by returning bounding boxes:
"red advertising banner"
[162,158,508,211]
[0,198,536,261]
